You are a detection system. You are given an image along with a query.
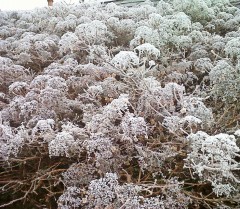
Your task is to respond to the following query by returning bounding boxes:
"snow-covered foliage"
[0,0,240,208]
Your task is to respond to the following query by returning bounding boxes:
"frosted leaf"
[148,60,156,67]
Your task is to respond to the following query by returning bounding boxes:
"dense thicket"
[0,0,240,208]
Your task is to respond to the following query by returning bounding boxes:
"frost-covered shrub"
[107,17,136,45]
[156,0,174,16]
[0,121,26,161]
[163,115,202,133]
[55,14,78,35]
[9,81,29,96]
[48,126,82,157]
[8,33,60,65]
[75,20,109,44]
[99,77,128,98]
[134,43,160,60]
[111,51,139,69]
[194,57,213,74]
[224,37,240,59]
[127,3,157,21]
[59,32,79,55]
[120,112,148,142]
[185,131,240,196]
[182,97,214,127]
[0,57,29,88]
[171,35,193,49]
[172,0,215,23]
[84,136,113,167]
[32,119,55,141]
[209,60,240,103]
[130,26,161,48]
[58,186,81,209]
[81,173,191,209]
[87,172,118,208]
[137,80,185,117]
[85,94,131,136]
[1,1,240,208]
